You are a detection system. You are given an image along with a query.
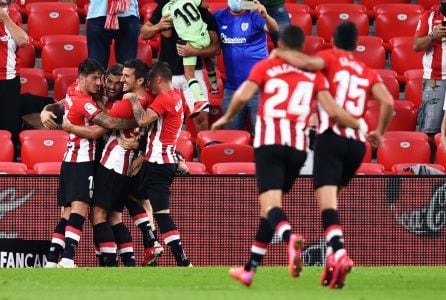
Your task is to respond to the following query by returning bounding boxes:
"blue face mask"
[228,0,242,13]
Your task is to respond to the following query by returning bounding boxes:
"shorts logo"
[84,103,98,115]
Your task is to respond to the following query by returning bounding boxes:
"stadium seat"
[25,1,77,14]
[436,143,446,168]
[303,0,353,17]
[353,36,386,70]
[27,6,80,48]
[315,3,366,18]
[303,36,325,55]
[359,0,411,18]
[0,162,28,174]
[212,162,256,174]
[19,68,48,97]
[141,1,157,22]
[374,4,424,51]
[179,130,192,141]
[33,162,62,174]
[287,8,312,36]
[200,143,254,173]
[374,69,400,100]
[434,132,441,146]
[176,138,194,162]
[377,137,431,171]
[0,136,14,162]
[53,68,78,101]
[208,2,227,13]
[389,37,424,83]
[16,0,59,15]
[316,11,369,46]
[19,130,68,169]
[109,39,153,66]
[367,99,414,111]
[384,131,429,142]
[0,130,11,140]
[418,0,437,10]
[404,69,423,108]
[356,163,385,175]
[41,35,88,80]
[196,130,251,151]
[363,141,372,163]
[216,52,225,81]
[75,0,89,17]
[17,40,36,68]
[184,162,207,174]
[365,105,417,132]
[8,6,22,26]
[391,163,445,175]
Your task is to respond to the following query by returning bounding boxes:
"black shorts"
[137,162,177,212]
[255,145,307,194]
[92,164,130,212]
[313,129,366,189]
[57,161,95,207]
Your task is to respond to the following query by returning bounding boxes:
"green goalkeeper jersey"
[162,0,208,43]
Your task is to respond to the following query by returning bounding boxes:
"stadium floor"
[1,266,445,300]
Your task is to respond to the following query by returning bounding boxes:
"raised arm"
[128,94,159,127]
[0,9,28,47]
[272,49,325,71]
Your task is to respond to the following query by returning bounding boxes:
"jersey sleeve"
[79,98,100,121]
[414,11,429,37]
[367,68,383,87]
[313,72,330,93]
[149,93,171,117]
[316,49,333,69]
[247,60,267,86]
[108,99,132,118]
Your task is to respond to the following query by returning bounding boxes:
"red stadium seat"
[353,36,386,69]
[377,137,431,171]
[19,130,68,169]
[216,52,225,81]
[360,0,411,18]
[41,35,88,80]
[75,0,90,17]
[200,143,254,173]
[316,11,369,46]
[33,162,62,174]
[53,68,78,101]
[303,0,353,17]
[315,3,366,18]
[436,143,446,168]
[374,4,424,51]
[374,69,400,100]
[0,162,28,174]
[389,37,424,83]
[8,6,22,26]
[356,163,385,175]
[286,5,312,36]
[179,130,192,141]
[0,136,14,162]
[208,2,227,13]
[285,3,310,14]
[384,131,429,142]
[0,130,11,140]
[212,162,256,174]
[391,163,445,175]
[418,0,438,10]
[19,68,48,97]
[184,162,207,174]
[363,141,372,163]
[367,99,414,111]
[17,40,36,68]
[176,138,194,162]
[303,36,325,55]
[196,130,251,151]
[27,6,80,48]
[25,2,77,14]
[404,69,423,108]
[141,2,157,22]
[365,105,417,132]
[434,132,441,146]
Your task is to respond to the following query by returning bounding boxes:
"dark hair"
[106,63,123,77]
[279,25,305,51]
[148,61,172,82]
[333,21,358,51]
[78,59,104,76]
[124,59,149,83]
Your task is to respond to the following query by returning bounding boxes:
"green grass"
[1,267,445,300]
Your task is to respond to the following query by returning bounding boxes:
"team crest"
[241,23,249,31]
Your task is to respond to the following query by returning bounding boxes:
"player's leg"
[45,207,70,268]
[184,57,210,119]
[108,211,136,267]
[203,57,219,94]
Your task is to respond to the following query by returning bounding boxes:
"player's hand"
[118,134,139,150]
[0,7,9,22]
[40,110,58,129]
[366,131,383,148]
[254,2,267,18]
[158,16,172,31]
[210,116,230,131]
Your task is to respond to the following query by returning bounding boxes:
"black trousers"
[0,76,21,159]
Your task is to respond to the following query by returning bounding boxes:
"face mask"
[441,3,446,16]
[228,0,242,13]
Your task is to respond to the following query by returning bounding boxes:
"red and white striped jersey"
[317,49,382,141]
[248,57,328,151]
[415,6,446,80]
[144,90,183,164]
[0,22,19,80]
[63,82,101,162]
[100,95,152,175]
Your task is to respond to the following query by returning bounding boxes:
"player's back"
[162,0,207,42]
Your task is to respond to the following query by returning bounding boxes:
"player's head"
[147,61,172,96]
[122,59,148,93]
[333,21,358,51]
[278,25,305,51]
[104,63,123,101]
[77,59,104,96]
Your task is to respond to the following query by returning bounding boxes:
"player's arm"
[140,5,172,40]
[317,90,361,130]
[177,30,221,57]
[40,100,65,129]
[128,94,159,127]
[92,111,138,130]
[254,2,279,33]
[211,80,258,130]
[62,122,108,140]
[0,9,28,47]
[271,49,325,71]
